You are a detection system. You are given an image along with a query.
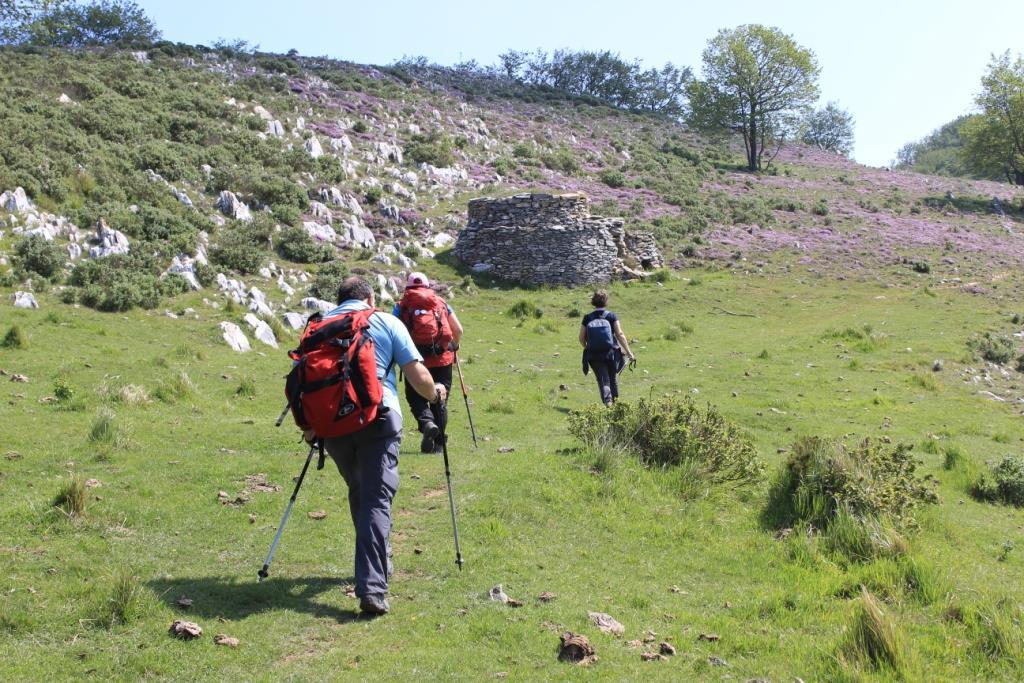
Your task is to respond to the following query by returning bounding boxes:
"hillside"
[3,45,1024,681]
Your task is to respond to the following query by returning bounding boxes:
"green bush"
[209,225,269,275]
[598,168,625,188]
[2,324,28,349]
[276,226,334,263]
[352,120,369,134]
[973,456,1024,506]
[568,397,764,488]
[15,235,65,279]
[69,252,178,311]
[364,186,382,204]
[765,437,938,542]
[968,332,1016,365]
[539,146,580,174]
[309,260,350,301]
[812,199,830,216]
[406,131,455,167]
[730,196,774,225]
[505,300,543,319]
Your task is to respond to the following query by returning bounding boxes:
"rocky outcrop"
[216,191,252,221]
[219,321,251,352]
[89,219,130,258]
[1,187,32,213]
[453,193,663,286]
[12,291,39,309]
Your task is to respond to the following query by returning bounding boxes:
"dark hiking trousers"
[323,409,402,598]
[404,363,453,434]
[588,357,619,405]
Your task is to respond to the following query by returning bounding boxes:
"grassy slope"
[3,261,1024,680]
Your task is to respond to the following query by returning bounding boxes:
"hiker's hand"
[302,428,317,445]
[447,340,460,352]
[432,383,448,405]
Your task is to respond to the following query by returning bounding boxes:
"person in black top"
[579,290,635,406]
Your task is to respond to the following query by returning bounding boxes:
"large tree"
[961,51,1024,185]
[0,0,157,46]
[801,102,854,155]
[688,24,820,171]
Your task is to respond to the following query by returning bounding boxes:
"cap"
[407,271,429,286]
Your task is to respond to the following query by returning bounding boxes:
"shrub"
[406,132,455,167]
[209,223,269,275]
[364,186,382,204]
[647,268,671,282]
[276,226,334,263]
[309,260,350,301]
[15,235,65,279]
[506,300,543,319]
[765,437,938,553]
[568,397,765,489]
[599,169,625,188]
[53,476,87,518]
[968,332,1016,365]
[69,252,182,311]
[973,456,1024,506]
[730,196,774,226]
[812,199,829,216]
[539,146,580,174]
[53,378,74,402]
[2,324,28,349]
[352,120,369,134]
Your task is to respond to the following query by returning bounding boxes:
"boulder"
[397,253,416,270]
[302,221,337,242]
[88,219,131,258]
[429,232,455,249]
[253,105,273,121]
[374,141,403,164]
[283,312,305,329]
[248,287,274,318]
[305,137,324,159]
[301,297,334,314]
[57,93,74,105]
[217,191,252,221]
[267,120,285,137]
[341,217,375,248]
[243,313,278,348]
[422,164,468,186]
[320,186,345,207]
[1,187,32,213]
[379,200,400,222]
[219,321,251,352]
[174,190,194,208]
[166,255,201,290]
[67,242,82,260]
[12,291,38,309]
[330,135,353,154]
[309,200,333,223]
[276,274,295,297]
[344,194,363,216]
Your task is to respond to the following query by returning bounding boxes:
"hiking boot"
[420,421,440,453]
[359,593,390,615]
[431,433,446,454]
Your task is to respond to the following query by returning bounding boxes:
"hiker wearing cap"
[580,289,635,406]
[300,276,447,615]
[393,272,464,453]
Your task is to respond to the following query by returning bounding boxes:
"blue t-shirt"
[324,300,423,416]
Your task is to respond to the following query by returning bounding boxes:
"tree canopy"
[687,24,820,171]
[0,0,158,47]
[801,102,854,156]
[961,51,1024,186]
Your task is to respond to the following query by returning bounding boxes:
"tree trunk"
[1014,169,1024,186]
[747,106,758,171]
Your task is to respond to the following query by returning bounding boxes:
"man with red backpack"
[393,272,464,453]
[287,276,446,615]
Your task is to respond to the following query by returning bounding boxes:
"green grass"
[3,269,1024,680]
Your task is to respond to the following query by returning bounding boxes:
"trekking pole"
[257,441,318,582]
[453,352,478,448]
[437,409,464,570]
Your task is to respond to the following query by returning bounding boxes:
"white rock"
[57,93,75,105]
[248,286,273,317]
[397,254,416,269]
[258,266,273,280]
[66,242,82,260]
[305,137,324,159]
[253,105,273,121]
[303,221,337,242]
[283,312,305,329]
[164,309,179,319]
[301,297,334,314]
[277,274,295,296]
[267,120,285,137]
[371,254,392,266]
[243,313,278,348]
[374,141,403,164]
[422,163,468,186]
[320,186,345,206]
[219,321,251,352]
[175,190,193,208]
[12,291,38,309]
[166,254,201,290]
[1,187,32,213]
[309,200,333,223]
[201,164,213,177]
[88,219,130,258]
[429,232,455,249]
[217,191,252,221]
[344,194,363,216]
[471,263,493,273]
[130,50,149,64]
[330,135,353,154]
[342,216,375,248]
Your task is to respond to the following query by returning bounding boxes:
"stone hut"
[452,193,663,286]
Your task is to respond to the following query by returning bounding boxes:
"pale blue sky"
[140,0,1024,167]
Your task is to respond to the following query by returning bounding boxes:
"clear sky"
[139,0,1024,167]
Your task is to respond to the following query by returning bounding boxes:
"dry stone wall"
[453,193,662,286]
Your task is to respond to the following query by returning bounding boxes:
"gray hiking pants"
[323,409,402,597]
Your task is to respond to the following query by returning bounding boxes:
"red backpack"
[284,308,387,438]
[398,285,454,368]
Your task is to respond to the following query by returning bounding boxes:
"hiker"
[580,289,635,406]
[393,272,464,453]
[299,276,447,615]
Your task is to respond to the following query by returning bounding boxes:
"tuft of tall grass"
[97,567,146,628]
[2,324,28,349]
[154,371,197,403]
[53,476,87,518]
[88,408,117,444]
[841,587,908,674]
[236,375,257,398]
